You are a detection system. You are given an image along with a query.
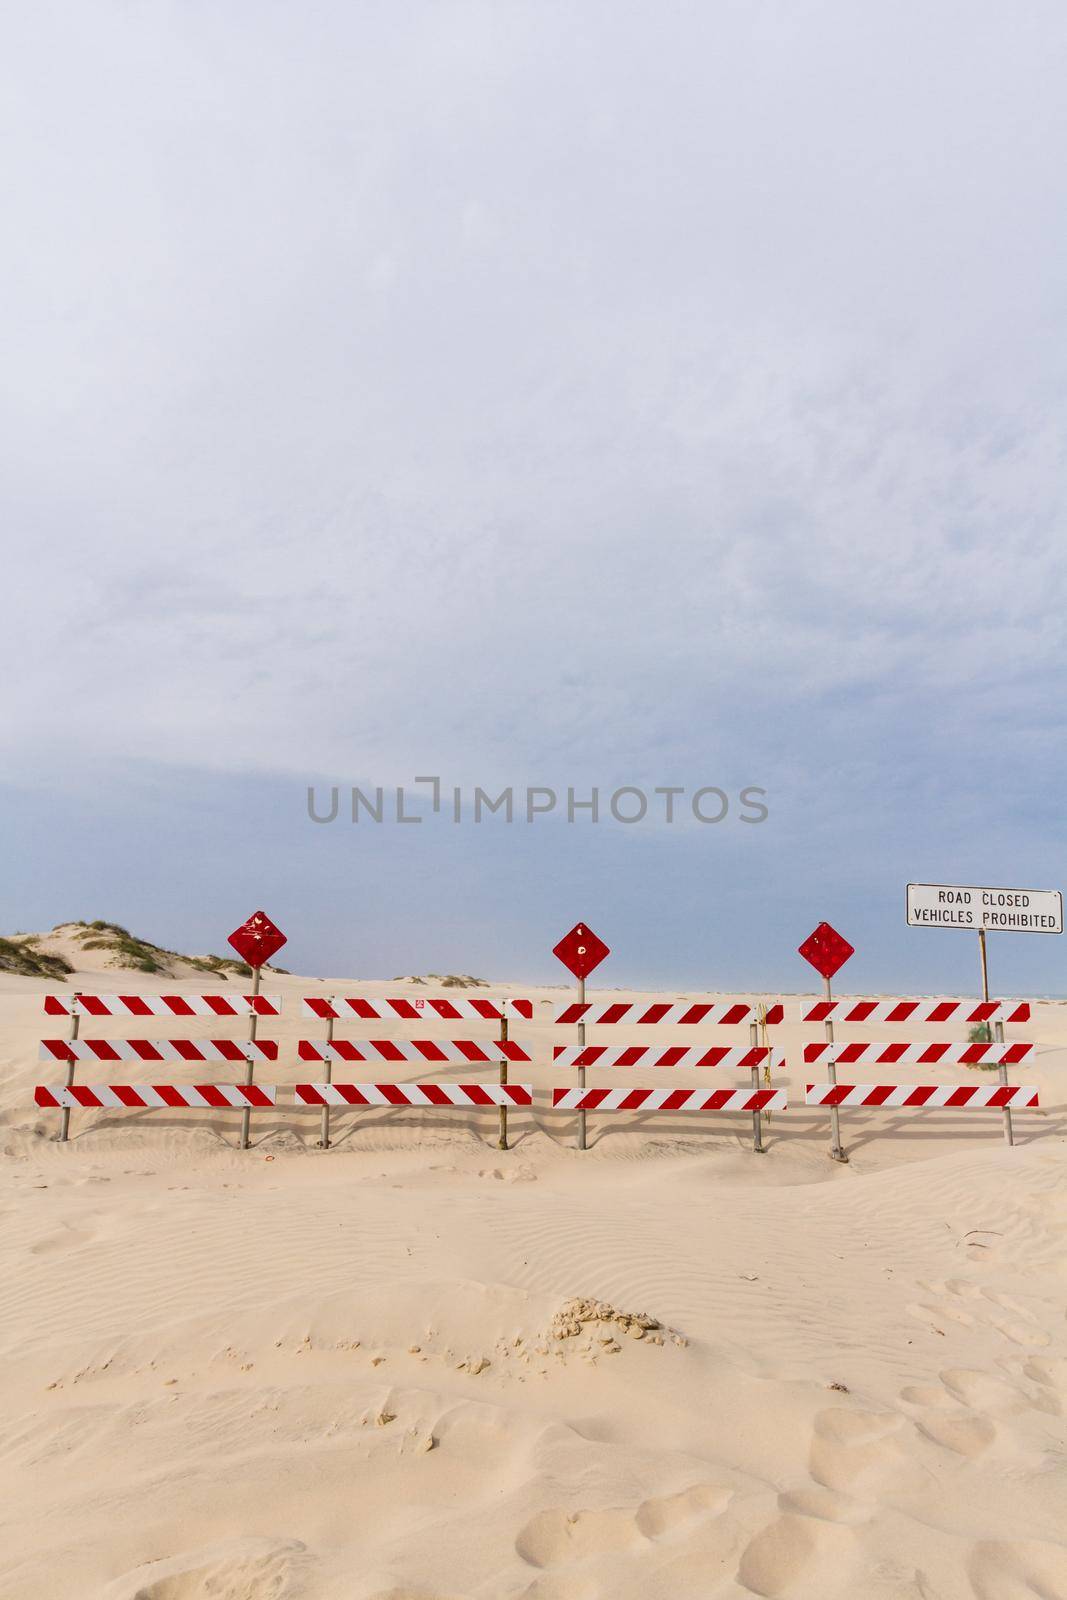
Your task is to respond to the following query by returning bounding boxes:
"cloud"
[2,0,1065,853]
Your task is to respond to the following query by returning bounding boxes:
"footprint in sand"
[968,1538,1067,1600]
[907,1300,974,1332]
[777,1485,872,1526]
[939,1367,1029,1414]
[1023,1354,1067,1394]
[914,1410,996,1458]
[98,1535,310,1599]
[515,1483,733,1572]
[515,1507,645,1568]
[634,1483,732,1537]
[807,1407,913,1496]
[736,1511,854,1598]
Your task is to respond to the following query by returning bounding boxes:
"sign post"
[798,922,855,1163]
[907,882,1062,1148]
[228,910,287,1150]
[552,923,610,1151]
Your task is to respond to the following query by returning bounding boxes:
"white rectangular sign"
[907,882,1063,934]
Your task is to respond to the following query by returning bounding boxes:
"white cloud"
[3,0,1065,807]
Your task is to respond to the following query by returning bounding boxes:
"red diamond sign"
[553,922,610,980]
[228,910,287,969]
[798,921,854,981]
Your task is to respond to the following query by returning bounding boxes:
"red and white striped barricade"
[797,1000,1030,1026]
[298,999,534,1149]
[797,997,1034,1158]
[552,1001,784,1026]
[294,1082,532,1109]
[35,1083,277,1109]
[43,993,282,1017]
[302,996,533,1021]
[40,1039,279,1063]
[297,1039,532,1146]
[552,1087,786,1113]
[551,996,786,1152]
[803,1043,1035,1067]
[552,1044,774,1070]
[802,1041,1038,1149]
[40,990,281,1145]
[805,1084,1038,1109]
[297,1039,532,1064]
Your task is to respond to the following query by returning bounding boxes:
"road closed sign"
[907,882,1063,934]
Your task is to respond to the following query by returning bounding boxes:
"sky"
[2,1,1066,993]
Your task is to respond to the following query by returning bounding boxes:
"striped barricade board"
[552,1045,776,1070]
[553,1001,784,1025]
[298,1039,532,1064]
[803,1043,1035,1066]
[302,997,533,1021]
[805,1084,1038,1109]
[34,1084,277,1108]
[797,1001,1030,1025]
[294,1083,532,1107]
[40,1039,279,1063]
[44,994,282,1016]
[552,1087,786,1112]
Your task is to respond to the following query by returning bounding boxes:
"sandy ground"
[2,967,1066,1600]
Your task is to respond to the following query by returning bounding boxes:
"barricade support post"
[319,1002,335,1149]
[825,977,848,1163]
[58,992,80,1143]
[749,1019,764,1154]
[994,1016,1014,1147]
[499,1012,509,1151]
[577,976,587,1151]
[239,966,261,1150]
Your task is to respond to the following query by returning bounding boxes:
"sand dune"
[2,969,1065,1597]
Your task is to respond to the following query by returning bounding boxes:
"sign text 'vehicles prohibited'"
[906,883,1063,934]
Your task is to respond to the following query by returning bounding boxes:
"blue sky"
[3,2,1066,994]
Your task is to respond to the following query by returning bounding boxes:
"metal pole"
[239,965,261,1151]
[319,1003,334,1149]
[577,975,587,1151]
[750,1018,764,1153]
[978,924,990,1003]
[59,991,80,1143]
[498,1011,509,1150]
[994,1015,1014,1147]
[825,975,847,1163]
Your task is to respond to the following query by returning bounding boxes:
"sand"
[2,966,1065,1599]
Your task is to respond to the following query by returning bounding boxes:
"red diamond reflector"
[552,923,610,980]
[798,921,854,980]
[228,910,287,969]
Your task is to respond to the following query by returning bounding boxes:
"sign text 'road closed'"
[907,883,1062,934]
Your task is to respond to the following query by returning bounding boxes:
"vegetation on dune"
[49,922,285,977]
[0,937,74,980]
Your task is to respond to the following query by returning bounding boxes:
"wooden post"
[577,975,587,1151]
[319,1002,335,1149]
[825,976,848,1163]
[749,1017,764,1153]
[978,924,990,1003]
[994,1015,1014,1147]
[58,991,81,1144]
[239,966,261,1150]
[498,1011,509,1151]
